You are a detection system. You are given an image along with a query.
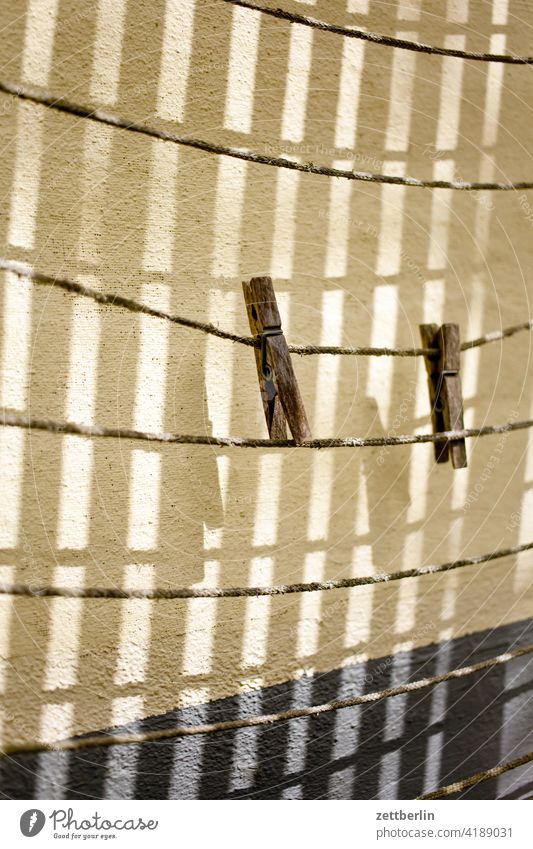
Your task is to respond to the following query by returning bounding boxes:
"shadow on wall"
[0,0,533,799]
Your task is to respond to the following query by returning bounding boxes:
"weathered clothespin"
[420,323,467,469]
[242,276,311,443]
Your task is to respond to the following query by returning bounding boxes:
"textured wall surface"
[0,0,532,799]
[2,620,533,799]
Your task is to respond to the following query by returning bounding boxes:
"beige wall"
[1,0,533,747]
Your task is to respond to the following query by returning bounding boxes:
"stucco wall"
[0,0,532,797]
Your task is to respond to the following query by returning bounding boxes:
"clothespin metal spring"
[259,327,283,402]
[434,367,458,414]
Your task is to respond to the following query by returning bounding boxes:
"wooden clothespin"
[420,323,467,469]
[242,276,311,443]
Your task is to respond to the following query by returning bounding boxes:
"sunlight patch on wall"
[329,667,361,796]
[212,158,247,277]
[90,0,126,105]
[175,686,211,710]
[157,0,195,123]
[422,730,445,795]
[0,272,32,411]
[224,5,261,134]
[39,701,73,745]
[104,695,144,799]
[366,285,399,427]
[516,488,533,591]
[0,566,13,695]
[57,296,101,550]
[406,441,431,523]
[281,23,313,143]
[204,290,237,549]
[207,456,230,542]
[271,164,300,279]
[205,290,237,437]
[241,556,273,667]
[0,272,32,547]
[282,784,303,800]
[482,35,506,147]
[128,452,161,551]
[114,564,155,685]
[429,641,451,727]
[344,584,374,650]
[168,690,209,798]
[397,538,421,627]
[296,550,326,660]
[450,427,472,511]
[276,290,291,335]
[378,752,401,799]
[8,104,44,250]
[253,454,283,547]
[142,141,179,273]
[182,560,220,676]
[36,702,73,797]
[0,424,25,548]
[282,675,313,796]
[446,0,469,23]
[325,167,353,278]
[421,643,452,793]
[335,40,365,150]
[307,291,344,541]
[128,284,170,551]
[435,37,465,151]
[348,0,368,12]
[229,691,262,793]
[492,0,508,25]
[516,405,533,591]
[376,164,406,276]
[385,34,417,152]
[524,427,533,485]
[43,566,85,690]
[21,0,58,86]
[427,161,453,271]
[352,542,373,574]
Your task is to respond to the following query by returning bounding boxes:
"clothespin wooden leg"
[420,324,449,464]
[420,322,467,469]
[242,276,311,444]
[438,324,467,468]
